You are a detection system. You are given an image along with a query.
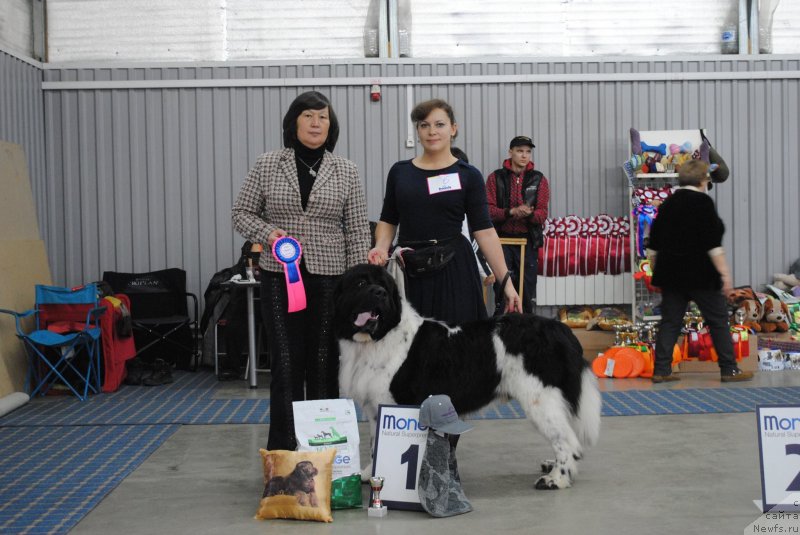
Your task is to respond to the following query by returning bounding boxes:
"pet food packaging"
[758,349,785,372]
[293,398,362,509]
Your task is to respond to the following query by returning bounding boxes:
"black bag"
[401,244,456,277]
[700,130,729,184]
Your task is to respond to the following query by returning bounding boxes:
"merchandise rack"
[625,129,704,324]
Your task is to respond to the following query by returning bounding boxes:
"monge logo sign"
[382,414,428,431]
[763,415,800,431]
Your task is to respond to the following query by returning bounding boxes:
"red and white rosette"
[596,214,613,236]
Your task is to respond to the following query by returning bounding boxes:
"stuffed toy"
[630,127,642,155]
[760,296,790,333]
[735,299,763,332]
[773,272,800,292]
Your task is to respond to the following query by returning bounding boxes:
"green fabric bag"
[330,474,363,510]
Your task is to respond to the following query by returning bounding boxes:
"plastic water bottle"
[721,26,738,54]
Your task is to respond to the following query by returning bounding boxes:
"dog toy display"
[591,323,678,379]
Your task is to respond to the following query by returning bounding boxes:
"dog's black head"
[334,264,402,343]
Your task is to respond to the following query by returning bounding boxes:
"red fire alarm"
[370,84,381,102]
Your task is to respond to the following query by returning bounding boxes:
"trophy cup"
[368,476,388,517]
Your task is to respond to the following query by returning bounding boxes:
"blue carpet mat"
[2,371,798,534]
[0,424,179,535]
[2,371,800,427]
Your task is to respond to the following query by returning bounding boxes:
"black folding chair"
[103,269,199,370]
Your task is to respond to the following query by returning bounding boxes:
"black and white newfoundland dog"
[334,264,601,490]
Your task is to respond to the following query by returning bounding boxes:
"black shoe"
[143,359,174,386]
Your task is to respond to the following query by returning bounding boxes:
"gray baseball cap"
[419,395,473,435]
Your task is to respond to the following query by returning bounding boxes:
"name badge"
[427,173,461,195]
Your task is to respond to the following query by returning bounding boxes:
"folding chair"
[102,269,199,370]
[0,284,105,401]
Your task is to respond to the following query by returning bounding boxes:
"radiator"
[536,274,632,306]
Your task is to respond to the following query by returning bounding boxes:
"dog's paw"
[534,469,572,490]
[540,459,555,473]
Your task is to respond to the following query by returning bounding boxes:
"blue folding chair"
[0,284,106,401]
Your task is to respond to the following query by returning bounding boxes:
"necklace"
[297,156,322,178]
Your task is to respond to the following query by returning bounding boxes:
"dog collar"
[272,236,307,313]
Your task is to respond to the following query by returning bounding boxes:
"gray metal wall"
[0,48,46,239]
[39,57,800,304]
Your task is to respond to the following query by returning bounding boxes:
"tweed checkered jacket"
[232,148,371,276]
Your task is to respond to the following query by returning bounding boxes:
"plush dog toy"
[760,296,790,333]
[640,141,667,155]
[736,299,763,332]
[773,273,800,292]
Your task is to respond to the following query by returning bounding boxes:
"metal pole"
[388,0,399,59]
[378,0,389,58]
[739,0,749,54]
[247,285,257,388]
[749,0,760,55]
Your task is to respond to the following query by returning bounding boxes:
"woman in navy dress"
[369,99,521,323]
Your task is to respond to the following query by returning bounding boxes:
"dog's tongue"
[354,311,375,327]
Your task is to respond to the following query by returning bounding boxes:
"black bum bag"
[399,237,458,277]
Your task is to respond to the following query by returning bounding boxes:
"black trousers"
[654,288,737,376]
[497,240,538,314]
[260,269,339,451]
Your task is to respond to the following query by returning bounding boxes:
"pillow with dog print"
[255,448,335,523]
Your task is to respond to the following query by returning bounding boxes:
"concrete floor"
[70,371,799,535]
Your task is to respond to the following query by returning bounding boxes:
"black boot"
[143,358,174,386]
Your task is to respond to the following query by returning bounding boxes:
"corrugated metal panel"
[46,0,226,62]
[0,0,33,58]
[226,0,371,59]
[40,58,800,306]
[0,49,46,242]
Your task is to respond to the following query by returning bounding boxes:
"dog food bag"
[293,399,362,509]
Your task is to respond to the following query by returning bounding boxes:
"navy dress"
[379,159,493,323]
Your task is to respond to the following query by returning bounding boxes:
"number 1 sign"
[757,405,800,511]
[372,404,429,511]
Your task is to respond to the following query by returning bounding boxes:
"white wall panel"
[0,0,33,58]
[226,0,371,59]
[408,0,743,58]
[43,0,800,62]
[47,0,225,62]
[771,1,800,54]
[39,58,800,307]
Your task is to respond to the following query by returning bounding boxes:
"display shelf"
[627,129,704,324]
[635,173,679,179]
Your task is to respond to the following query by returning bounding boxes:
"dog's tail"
[573,368,601,448]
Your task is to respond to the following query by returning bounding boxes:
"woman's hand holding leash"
[368,247,390,266]
[497,271,522,313]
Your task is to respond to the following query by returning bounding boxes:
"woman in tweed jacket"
[233,91,371,451]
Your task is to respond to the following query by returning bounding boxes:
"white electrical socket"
[405,139,415,148]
